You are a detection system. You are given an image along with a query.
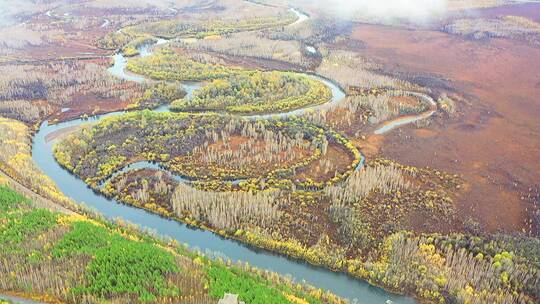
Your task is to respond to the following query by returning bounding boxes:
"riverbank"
[29,38,428,304]
[0,184,345,304]
[25,14,449,303]
[3,1,538,303]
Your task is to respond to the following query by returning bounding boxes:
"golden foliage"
[0,117,74,209]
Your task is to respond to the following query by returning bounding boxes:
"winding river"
[29,11,438,303]
[33,116,416,304]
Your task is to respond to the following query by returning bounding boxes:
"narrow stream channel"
[0,294,43,304]
[374,92,437,135]
[290,8,310,26]
[28,13,437,303]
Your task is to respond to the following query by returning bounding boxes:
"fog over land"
[309,0,449,23]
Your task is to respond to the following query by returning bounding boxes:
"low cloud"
[309,0,449,24]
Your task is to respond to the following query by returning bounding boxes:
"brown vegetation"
[178,31,311,68]
[315,49,421,95]
[0,60,144,123]
[351,16,540,234]
[306,90,432,139]
[444,15,540,45]
[325,164,411,205]
[172,185,282,232]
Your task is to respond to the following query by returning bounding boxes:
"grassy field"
[0,184,343,304]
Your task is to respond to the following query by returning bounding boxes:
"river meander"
[29,11,439,303]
